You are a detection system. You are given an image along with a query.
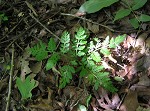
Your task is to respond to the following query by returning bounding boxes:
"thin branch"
[60,13,115,32]
[29,13,61,40]
[5,44,15,111]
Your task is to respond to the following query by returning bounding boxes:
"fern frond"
[59,65,75,88]
[60,31,70,53]
[45,53,60,70]
[30,41,48,61]
[73,27,88,57]
[47,38,56,53]
[88,71,117,92]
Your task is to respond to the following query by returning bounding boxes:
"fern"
[90,51,101,62]
[45,53,60,70]
[29,27,126,92]
[84,58,117,92]
[47,38,56,53]
[80,36,119,92]
[59,65,75,88]
[73,27,88,57]
[109,34,126,48]
[93,72,117,92]
[100,47,111,56]
[30,41,48,61]
[60,31,70,53]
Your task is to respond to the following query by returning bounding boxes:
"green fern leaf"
[46,53,60,70]
[90,51,101,62]
[80,67,88,77]
[30,41,48,61]
[115,35,126,45]
[96,72,117,92]
[102,36,110,46]
[87,74,95,84]
[60,31,70,53]
[76,46,86,51]
[100,48,110,56]
[75,27,86,38]
[74,27,88,57]
[109,38,116,48]
[101,77,118,92]
[109,35,125,48]
[91,65,104,73]
[59,65,75,88]
[47,38,56,53]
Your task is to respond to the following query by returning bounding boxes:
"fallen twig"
[29,13,60,40]
[60,13,115,32]
[5,44,14,111]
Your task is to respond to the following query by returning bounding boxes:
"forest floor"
[0,0,150,111]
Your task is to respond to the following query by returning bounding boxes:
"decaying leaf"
[30,61,42,74]
[87,22,99,33]
[120,90,139,111]
[20,46,32,81]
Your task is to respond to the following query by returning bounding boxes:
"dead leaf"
[0,77,8,92]
[145,37,150,48]
[111,93,120,108]
[87,22,99,34]
[136,106,150,111]
[20,58,31,81]
[62,86,89,110]
[120,90,139,111]
[30,61,42,74]
[137,74,150,86]
[38,29,47,38]
[20,46,32,81]
[29,87,54,110]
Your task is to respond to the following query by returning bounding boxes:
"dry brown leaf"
[62,86,89,110]
[20,58,31,81]
[38,29,47,38]
[29,87,54,110]
[137,74,150,87]
[136,106,150,111]
[30,61,42,74]
[120,90,139,111]
[29,103,53,111]
[145,37,150,49]
[20,46,32,80]
[87,22,100,34]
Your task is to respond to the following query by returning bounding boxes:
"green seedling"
[0,13,8,24]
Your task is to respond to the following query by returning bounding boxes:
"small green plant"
[30,27,125,92]
[30,41,48,61]
[0,13,8,24]
[16,75,38,100]
[114,0,150,29]
[78,0,150,29]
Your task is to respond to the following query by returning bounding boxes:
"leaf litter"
[0,0,150,111]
